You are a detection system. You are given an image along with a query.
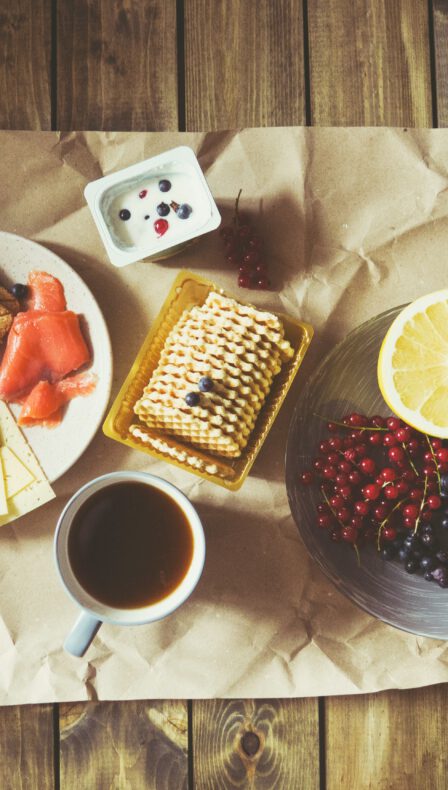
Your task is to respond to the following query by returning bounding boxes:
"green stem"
[321,487,345,530]
[377,495,410,551]
[414,475,428,534]
[425,436,441,496]
[312,413,387,431]
[401,442,418,477]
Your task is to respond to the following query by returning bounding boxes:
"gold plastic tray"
[103,271,314,490]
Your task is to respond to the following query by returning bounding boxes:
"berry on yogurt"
[177,203,192,219]
[139,189,148,199]
[154,219,169,237]
[157,202,170,217]
[158,179,171,192]
[119,208,131,220]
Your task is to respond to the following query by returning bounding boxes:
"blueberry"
[424,571,434,582]
[11,283,28,300]
[421,533,438,550]
[422,525,434,535]
[440,516,448,530]
[440,474,448,498]
[157,202,170,217]
[198,376,214,392]
[398,547,410,562]
[393,537,404,550]
[177,203,192,219]
[185,392,200,407]
[119,208,131,221]
[420,555,437,571]
[405,558,419,574]
[158,179,171,192]
[434,568,448,588]
[436,551,448,565]
[381,546,396,560]
[404,535,420,549]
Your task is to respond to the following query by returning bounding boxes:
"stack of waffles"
[130,291,294,460]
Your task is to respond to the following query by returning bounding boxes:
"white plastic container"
[84,146,221,267]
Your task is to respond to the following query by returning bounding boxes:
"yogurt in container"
[84,146,221,267]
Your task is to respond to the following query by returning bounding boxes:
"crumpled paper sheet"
[1,128,448,704]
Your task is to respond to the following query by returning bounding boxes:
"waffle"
[133,291,294,458]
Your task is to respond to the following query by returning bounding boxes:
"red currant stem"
[312,413,387,431]
[401,442,418,477]
[353,543,361,567]
[234,188,243,228]
[425,435,442,496]
[414,475,428,535]
[376,495,410,551]
[337,449,359,469]
[321,487,345,530]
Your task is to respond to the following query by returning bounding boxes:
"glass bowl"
[286,305,448,640]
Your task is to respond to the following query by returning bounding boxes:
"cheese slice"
[0,455,8,516]
[0,401,55,525]
[0,446,35,499]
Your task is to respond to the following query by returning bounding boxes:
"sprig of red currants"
[219,189,271,290]
[299,413,448,587]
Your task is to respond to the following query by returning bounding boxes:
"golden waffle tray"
[103,271,313,490]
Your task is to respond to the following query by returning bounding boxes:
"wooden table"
[1,2,448,788]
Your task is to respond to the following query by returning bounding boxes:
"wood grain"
[432,1,448,126]
[308,0,432,126]
[57,0,178,130]
[192,699,319,789]
[0,703,54,789]
[0,0,51,130]
[60,700,188,789]
[326,684,448,789]
[184,0,305,130]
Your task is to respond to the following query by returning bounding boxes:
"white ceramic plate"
[0,232,112,482]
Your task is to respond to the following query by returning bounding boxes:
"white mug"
[54,471,206,657]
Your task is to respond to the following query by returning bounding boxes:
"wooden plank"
[184,0,305,130]
[60,700,188,789]
[0,0,51,130]
[57,0,178,130]
[308,0,432,126]
[192,699,319,790]
[0,703,54,789]
[432,0,448,126]
[326,684,448,789]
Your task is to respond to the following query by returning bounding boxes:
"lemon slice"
[378,290,448,438]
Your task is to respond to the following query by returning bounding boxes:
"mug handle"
[64,612,102,657]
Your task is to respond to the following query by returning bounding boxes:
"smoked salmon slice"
[0,311,90,399]
[27,270,66,312]
[18,373,97,425]
[0,271,93,417]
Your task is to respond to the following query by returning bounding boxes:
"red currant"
[362,483,381,501]
[388,446,405,463]
[403,504,419,520]
[349,413,365,427]
[341,526,358,543]
[355,501,370,516]
[383,485,399,500]
[387,417,402,431]
[427,494,442,510]
[317,514,335,529]
[360,457,376,475]
[299,471,314,485]
[437,448,448,464]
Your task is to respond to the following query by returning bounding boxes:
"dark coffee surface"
[68,482,194,608]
